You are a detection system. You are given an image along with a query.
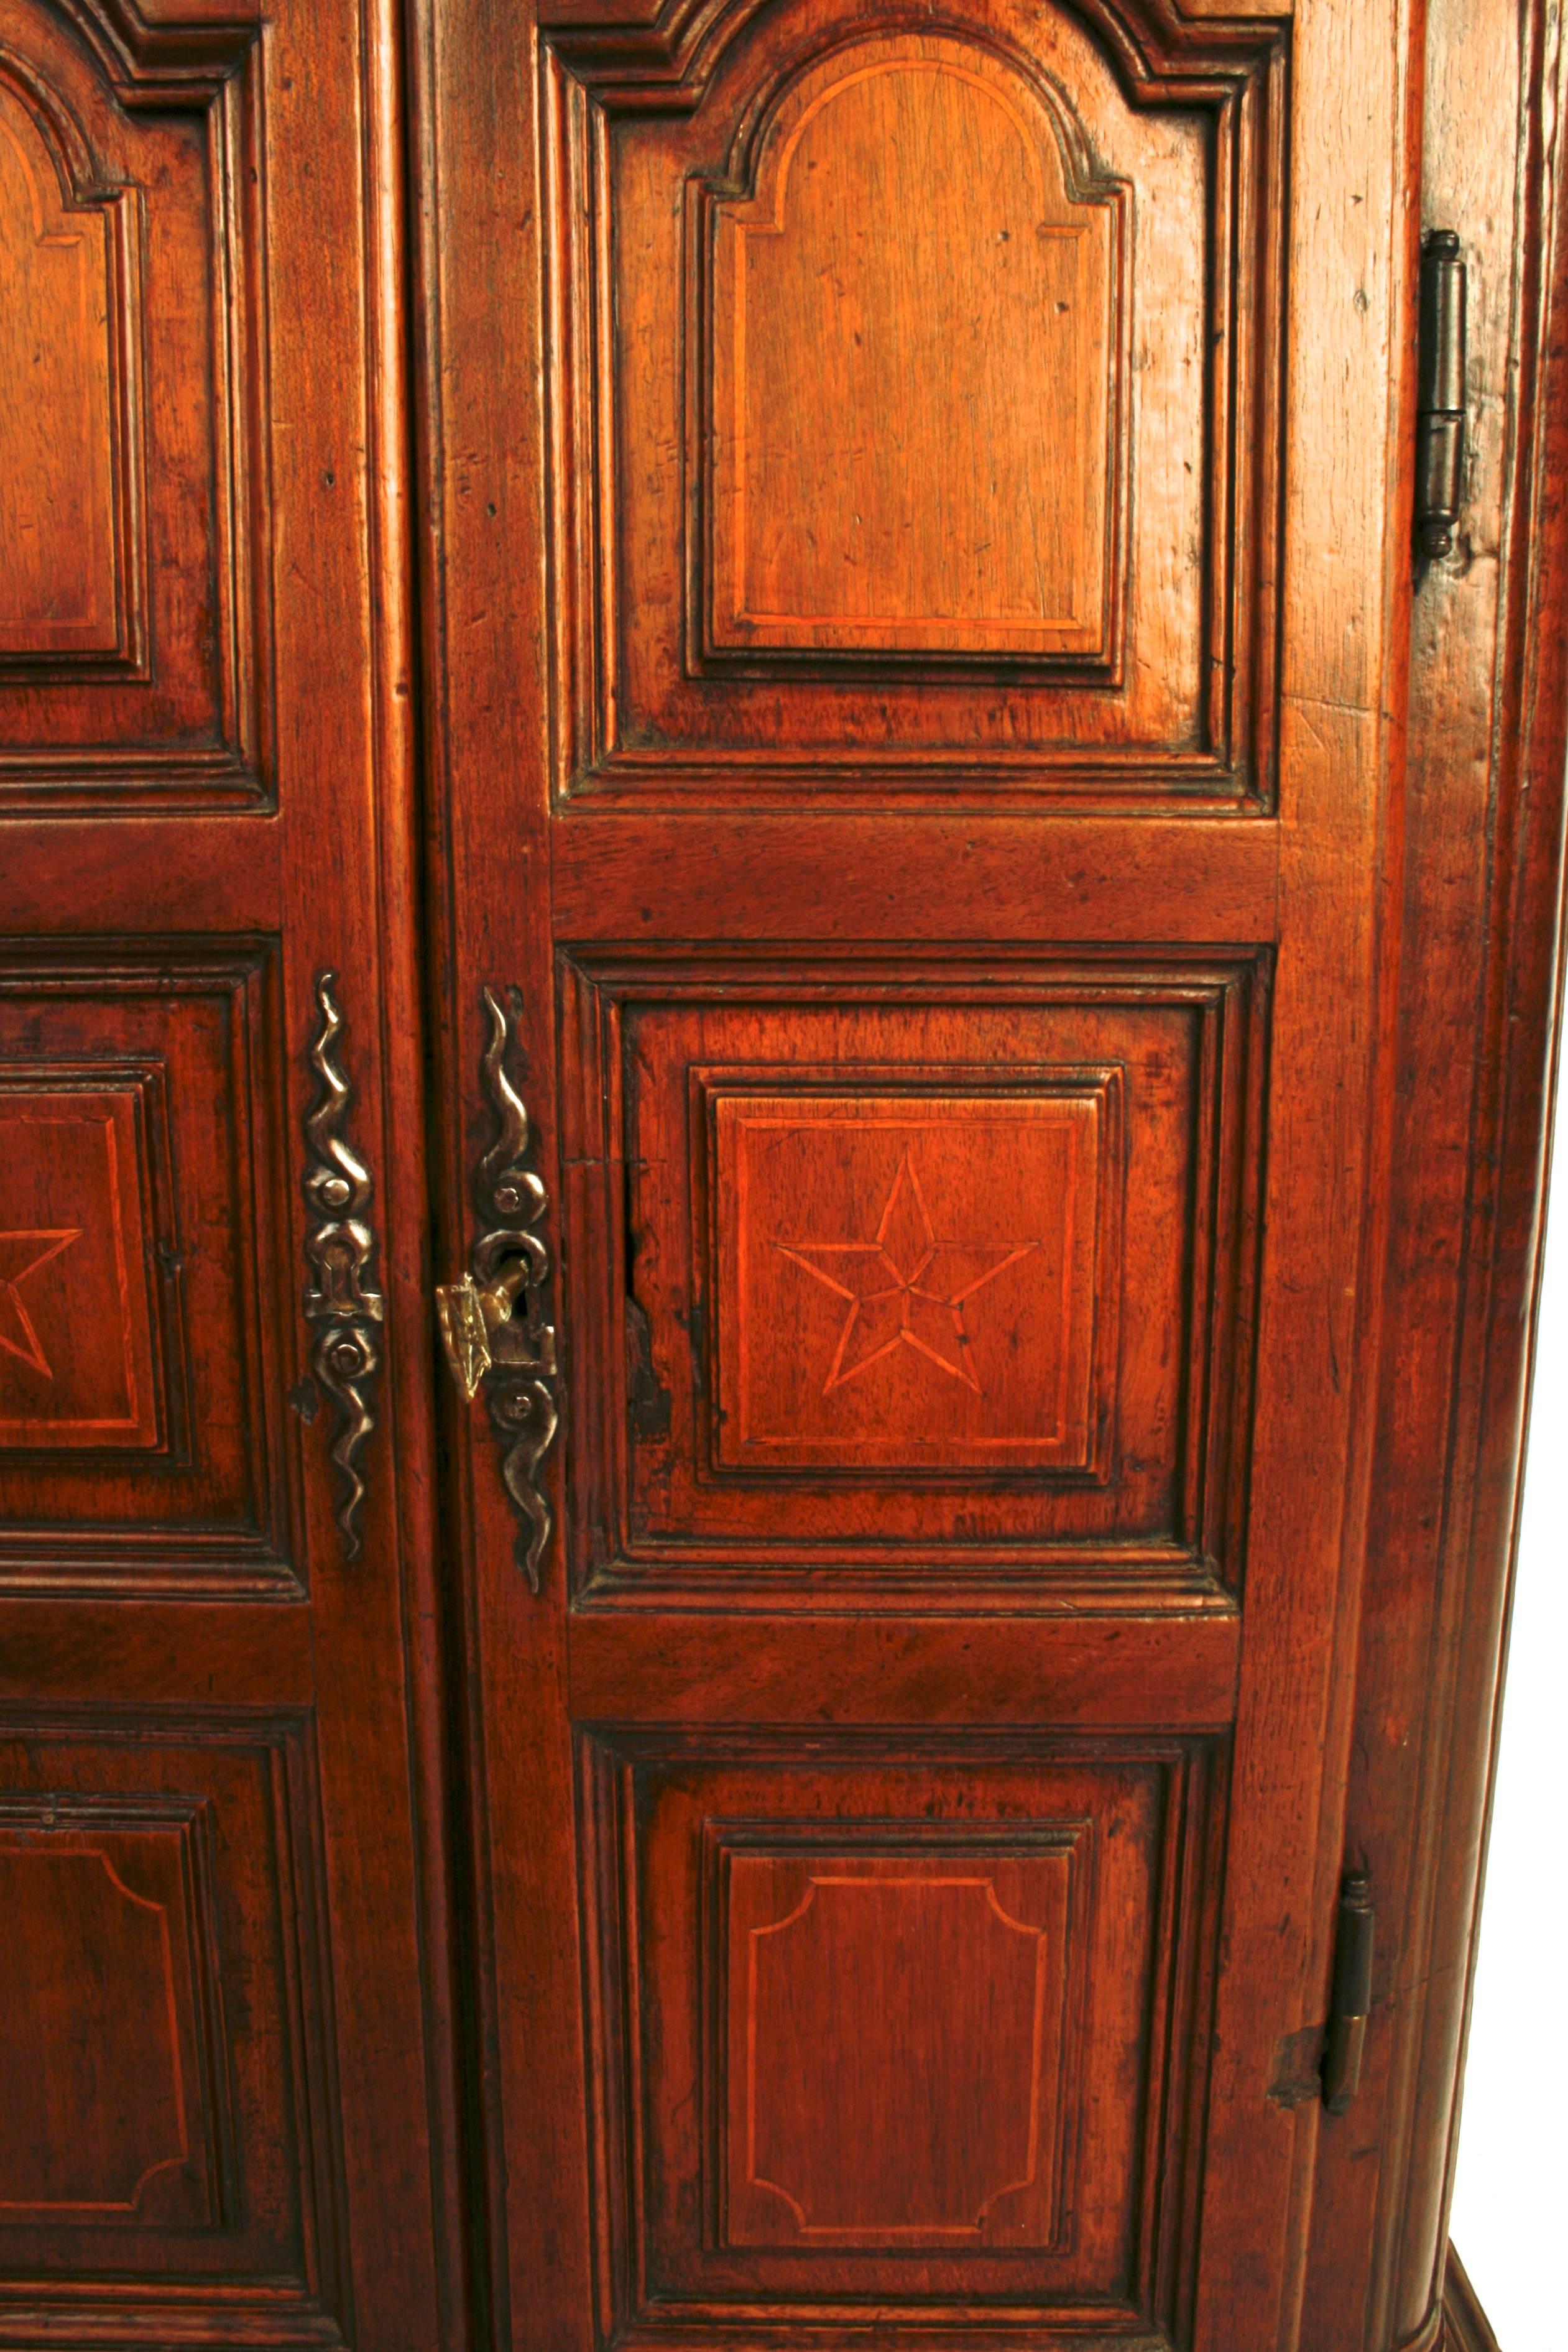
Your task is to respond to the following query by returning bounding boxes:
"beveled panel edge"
[573,1722,1229,2348]
[537,0,1293,109]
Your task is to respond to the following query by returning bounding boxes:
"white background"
[1447,1143,1567,2344]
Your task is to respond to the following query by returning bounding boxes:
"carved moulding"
[302,972,384,1563]
[436,988,562,1593]
[536,0,1293,110]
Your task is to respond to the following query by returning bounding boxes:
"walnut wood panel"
[558,949,1266,1603]
[0,945,295,1594]
[0,0,270,807]
[550,812,1284,939]
[0,1600,315,1710]
[578,1732,1225,2346]
[0,1071,164,1450]
[722,1832,1079,2247]
[0,1716,344,2345]
[542,0,1287,804]
[0,1,461,2345]
[567,1611,1242,1725]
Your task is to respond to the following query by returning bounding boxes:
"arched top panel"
[0,55,137,660]
[703,30,1128,660]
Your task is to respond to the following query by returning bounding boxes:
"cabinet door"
[416,0,1416,2347]
[0,4,457,2347]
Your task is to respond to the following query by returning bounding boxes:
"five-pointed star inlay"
[774,1153,1038,1396]
[0,1229,81,1379]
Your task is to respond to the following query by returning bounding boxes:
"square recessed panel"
[578,1730,1225,2343]
[0,1081,162,1450]
[714,1086,1114,1472]
[701,31,1125,668]
[558,951,1268,1598]
[0,950,295,1595]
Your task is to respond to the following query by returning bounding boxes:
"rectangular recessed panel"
[578,1730,1224,2343]
[0,950,294,1594]
[0,1079,162,1450]
[722,1828,1077,2249]
[542,0,1288,796]
[0,1795,223,2228]
[716,1087,1112,1470]
[703,32,1123,662]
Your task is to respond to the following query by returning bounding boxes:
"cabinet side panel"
[1302,2,1568,2344]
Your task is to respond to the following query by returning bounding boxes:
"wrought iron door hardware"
[302,971,384,1561]
[1416,229,1468,565]
[1322,1871,1376,2113]
[435,987,561,1592]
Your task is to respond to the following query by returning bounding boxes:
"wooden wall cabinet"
[0,1,1561,2347]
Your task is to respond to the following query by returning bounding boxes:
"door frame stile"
[357,0,470,2336]
[1194,0,1424,2341]
[405,0,597,2343]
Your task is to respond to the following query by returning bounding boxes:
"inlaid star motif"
[0,1229,80,1379]
[775,1153,1038,1396]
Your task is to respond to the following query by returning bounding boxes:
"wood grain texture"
[702,32,1126,663]
[4,0,1561,2340]
[577,1730,1225,2343]
[0,3,463,2348]
[415,0,1426,2342]
[542,0,1286,801]
[0,0,269,806]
